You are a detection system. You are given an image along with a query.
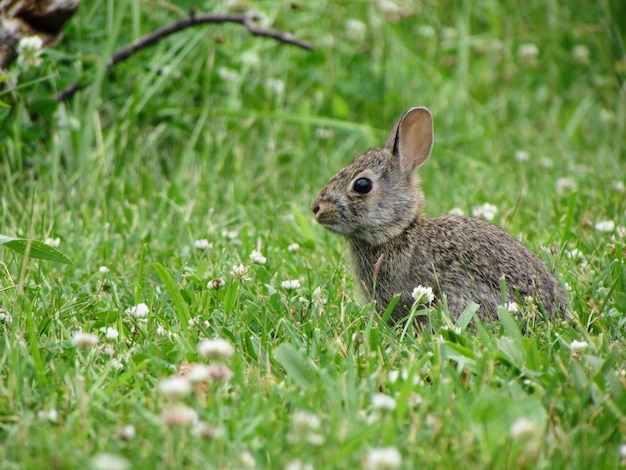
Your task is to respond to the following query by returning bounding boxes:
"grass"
[1,0,625,468]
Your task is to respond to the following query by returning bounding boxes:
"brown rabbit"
[311,107,568,322]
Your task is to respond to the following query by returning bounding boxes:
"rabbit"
[311,106,568,322]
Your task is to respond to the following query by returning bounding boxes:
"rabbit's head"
[312,107,434,245]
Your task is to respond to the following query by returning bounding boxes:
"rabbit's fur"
[311,107,568,322]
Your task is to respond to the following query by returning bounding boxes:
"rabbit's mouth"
[312,205,350,236]
[314,211,345,234]
[319,221,345,235]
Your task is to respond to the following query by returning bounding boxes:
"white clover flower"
[371,393,396,411]
[281,279,301,290]
[292,410,321,431]
[207,277,225,289]
[193,421,223,439]
[515,150,530,162]
[567,248,583,260]
[416,25,435,38]
[442,324,462,334]
[156,325,171,337]
[365,447,402,470]
[217,67,239,82]
[409,392,423,407]
[104,327,119,341]
[206,364,234,381]
[0,308,13,324]
[111,359,124,371]
[17,36,44,67]
[159,65,175,76]
[572,44,590,64]
[595,220,615,233]
[91,452,131,470]
[44,237,61,248]
[412,285,434,305]
[230,264,249,280]
[37,408,58,422]
[265,78,285,95]
[18,36,43,52]
[125,303,149,318]
[307,433,326,446]
[240,450,256,468]
[249,249,267,265]
[510,417,539,439]
[241,50,260,67]
[517,43,539,62]
[72,331,98,350]
[570,340,588,351]
[505,301,519,313]
[448,207,464,216]
[287,243,300,252]
[159,376,192,399]
[160,404,198,426]
[620,443,626,458]
[614,181,625,193]
[185,364,212,383]
[556,177,576,195]
[425,414,438,427]
[136,302,149,315]
[197,338,234,359]
[346,19,366,41]
[285,460,314,470]
[99,265,109,274]
[221,229,239,240]
[376,0,402,15]
[116,425,136,441]
[599,108,615,123]
[472,203,498,221]
[187,317,209,331]
[194,239,212,250]
[441,27,457,41]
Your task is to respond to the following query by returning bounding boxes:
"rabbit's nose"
[311,196,321,215]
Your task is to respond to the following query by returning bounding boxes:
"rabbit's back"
[350,214,567,321]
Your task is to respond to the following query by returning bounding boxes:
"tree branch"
[56,12,312,101]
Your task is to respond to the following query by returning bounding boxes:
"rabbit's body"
[312,107,567,322]
[348,213,567,321]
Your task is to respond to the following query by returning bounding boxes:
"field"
[1,1,625,468]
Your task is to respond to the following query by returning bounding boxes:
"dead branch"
[56,12,313,102]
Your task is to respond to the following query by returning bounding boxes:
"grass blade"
[274,343,317,389]
[152,262,191,331]
[456,302,479,330]
[23,299,46,386]
[0,235,72,264]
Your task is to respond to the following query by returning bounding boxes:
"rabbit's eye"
[353,178,373,194]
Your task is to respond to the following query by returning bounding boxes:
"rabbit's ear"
[385,107,433,173]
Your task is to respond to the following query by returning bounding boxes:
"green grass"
[1,0,625,468]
